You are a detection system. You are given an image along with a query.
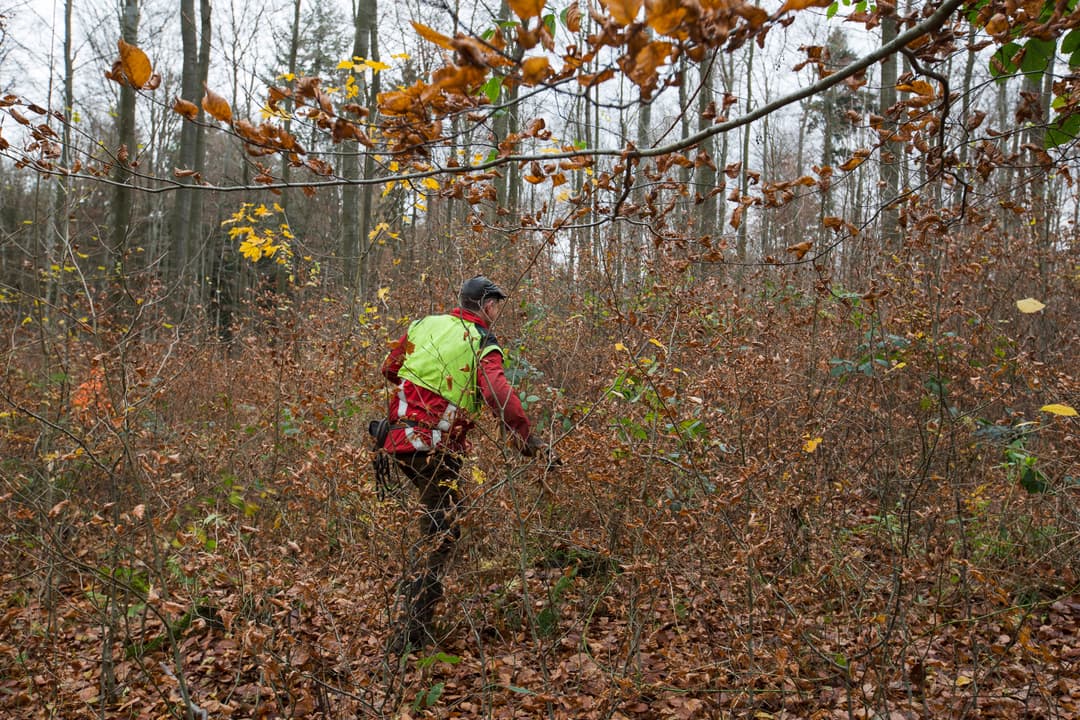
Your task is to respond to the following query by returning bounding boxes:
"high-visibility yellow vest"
[397,314,501,414]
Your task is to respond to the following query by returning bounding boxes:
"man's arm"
[477,351,533,451]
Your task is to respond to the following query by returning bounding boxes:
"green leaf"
[1047,113,1080,148]
[1019,466,1048,493]
[990,42,1022,79]
[417,651,461,668]
[826,1,839,18]
[507,684,536,695]
[426,682,444,707]
[1062,28,1080,55]
[537,605,558,635]
[1020,38,1056,75]
[543,12,556,35]
[480,75,503,103]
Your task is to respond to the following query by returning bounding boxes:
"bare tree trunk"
[111,0,139,280]
[170,0,199,284]
[341,0,377,293]
[879,16,900,252]
[736,42,754,262]
[281,0,301,212]
[357,0,380,296]
[190,0,211,296]
[698,52,717,241]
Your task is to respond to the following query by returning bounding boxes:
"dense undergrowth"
[1,229,1077,718]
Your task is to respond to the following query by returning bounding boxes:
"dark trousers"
[393,452,462,630]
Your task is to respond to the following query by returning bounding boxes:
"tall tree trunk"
[357,0,380,296]
[736,43,754,262]
[281,0,301,212]
[111,0,139,283]
[879,16,900,252]
[170,0,199,284]
[492,0,521,224]
[340,0,371,292]
[190,0,212,297]
[51,0,75,307]
[697,53,717,241]
[959,24,977,170]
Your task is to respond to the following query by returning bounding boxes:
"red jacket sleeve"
[381,334,408,385]
[477,350,532,446]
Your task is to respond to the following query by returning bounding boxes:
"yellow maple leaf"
[803,436,823,453]
[238,239,262,261]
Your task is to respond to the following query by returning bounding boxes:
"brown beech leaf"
[839,149,870,172]
[729,204,744,230]
[412,21,455,50]
[600,0,642,26]
[646,0,688,37]
[379,90,415,115]
[897,79,934,97]
[268,86,291,112]
[202,84,233,124]
[508,0,546,21]
[118,39,153,88]
[172,97,199,121]
[522,56,552,85]
[785,240,813,259]
[985,12,1009,38]
[736,3,769,27]
[578,68,616,86]
[566,4,582,31]
[623,39,674,90]
[780,0,832,11]
[822,216,845,230]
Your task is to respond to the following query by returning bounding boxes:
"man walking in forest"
[377,275,547,650]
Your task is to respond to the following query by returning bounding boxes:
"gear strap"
[368,419,419,499]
